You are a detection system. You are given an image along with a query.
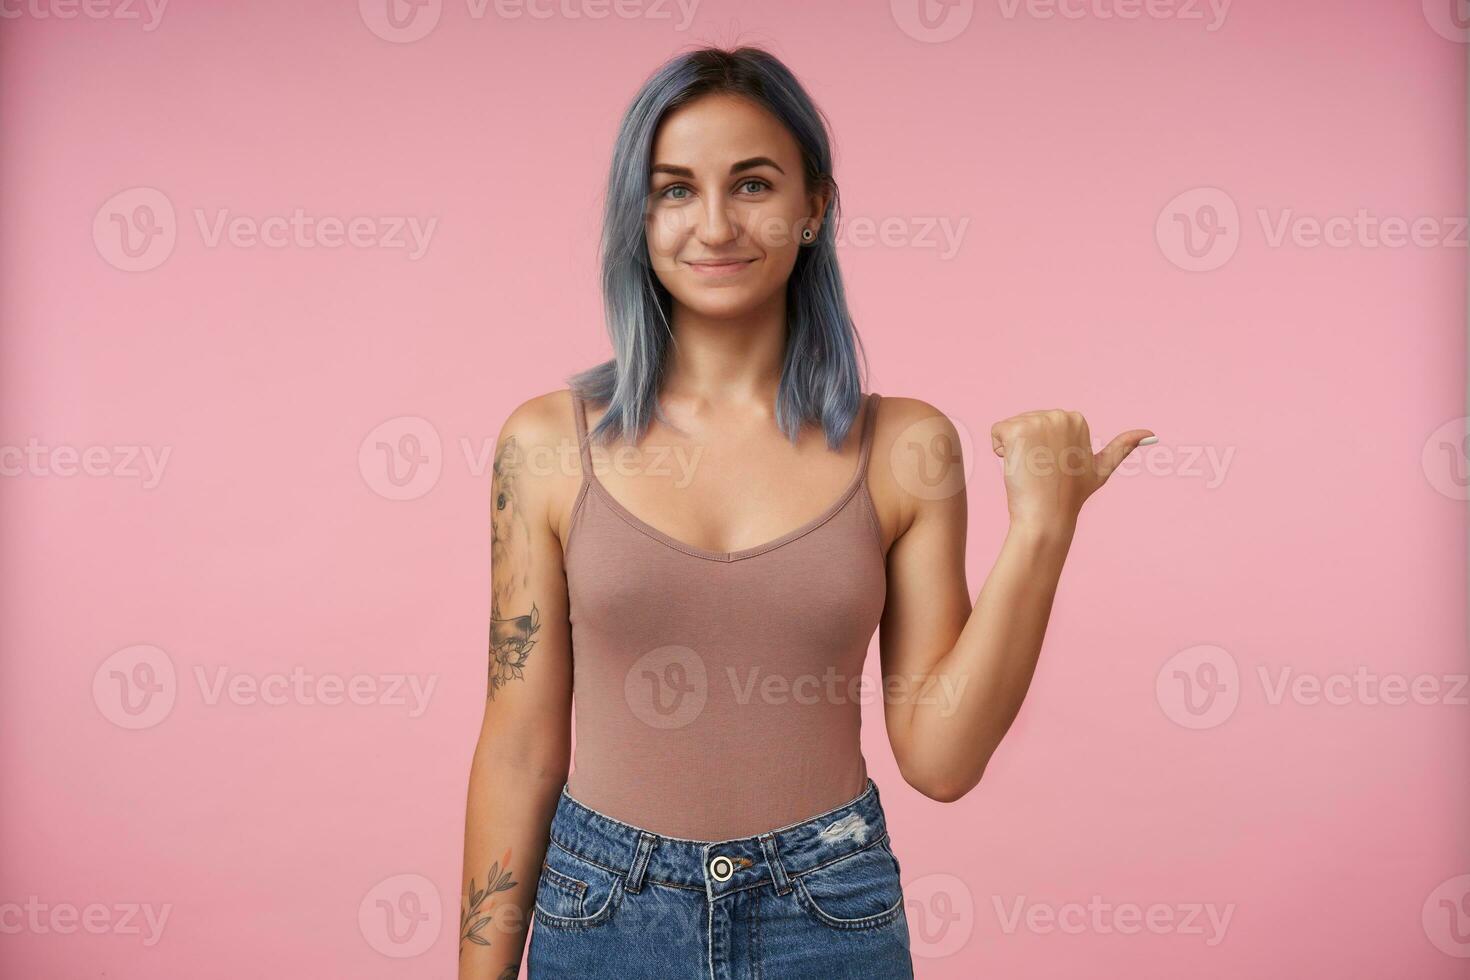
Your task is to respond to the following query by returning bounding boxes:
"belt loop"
[625,831,656,893]
[758,832,792,895]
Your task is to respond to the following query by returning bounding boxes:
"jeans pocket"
[791,836,906,931]
[533,839,625,930]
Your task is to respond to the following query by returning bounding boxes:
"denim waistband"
[547,778,891,900]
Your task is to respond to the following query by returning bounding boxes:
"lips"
[685,258,756,277]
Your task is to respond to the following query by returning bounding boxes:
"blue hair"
[567,45,871,451]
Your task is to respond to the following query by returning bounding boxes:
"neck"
[660,291,788,407]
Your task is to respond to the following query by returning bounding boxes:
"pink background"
[2,1,1466,977]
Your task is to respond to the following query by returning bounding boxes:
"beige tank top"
[562,390,887,840]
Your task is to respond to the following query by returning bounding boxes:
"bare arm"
[459,395,576,979]
[876,400,1154,803]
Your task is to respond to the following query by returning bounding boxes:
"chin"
[678,293,764,320]
[674,278,779,317]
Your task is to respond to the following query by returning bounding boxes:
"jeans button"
[708,855,734,882]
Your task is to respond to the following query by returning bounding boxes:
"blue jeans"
[527,777,915,978]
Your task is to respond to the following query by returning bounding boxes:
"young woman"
[460,45,1154,979]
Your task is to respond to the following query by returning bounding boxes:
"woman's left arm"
[874,401,1155,803]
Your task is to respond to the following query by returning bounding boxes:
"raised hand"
[990,410,1156,530]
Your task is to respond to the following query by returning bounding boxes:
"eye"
[658,184,691,200]
[738,178,771,194]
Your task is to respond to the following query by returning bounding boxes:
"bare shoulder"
[497,388,579,443]
[867,393,965,472]
[866,393,969,545]
[869,393,954,432]
[491,389,585,537]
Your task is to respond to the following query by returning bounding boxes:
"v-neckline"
[579,394,878,564]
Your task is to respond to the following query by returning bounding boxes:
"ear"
[806,180,833,236]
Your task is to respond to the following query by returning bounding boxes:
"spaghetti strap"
[856,392,881,473]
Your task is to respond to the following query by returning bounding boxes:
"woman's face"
[644,93,828,319]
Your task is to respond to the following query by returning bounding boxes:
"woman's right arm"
[460,396,577,980]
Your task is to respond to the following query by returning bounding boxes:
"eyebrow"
[650,156,786,179]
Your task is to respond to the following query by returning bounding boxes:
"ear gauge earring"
[801,226,815,243]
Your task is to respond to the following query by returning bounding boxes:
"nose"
[695,198,739,247]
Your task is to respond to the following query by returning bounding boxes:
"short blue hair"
[567,45,870,451]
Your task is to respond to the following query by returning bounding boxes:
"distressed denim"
[527,777,914,979]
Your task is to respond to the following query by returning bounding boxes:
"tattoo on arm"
[489,435,541,701]
[460,850,520,955]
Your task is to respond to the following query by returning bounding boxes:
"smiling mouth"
[685,258,756,276]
